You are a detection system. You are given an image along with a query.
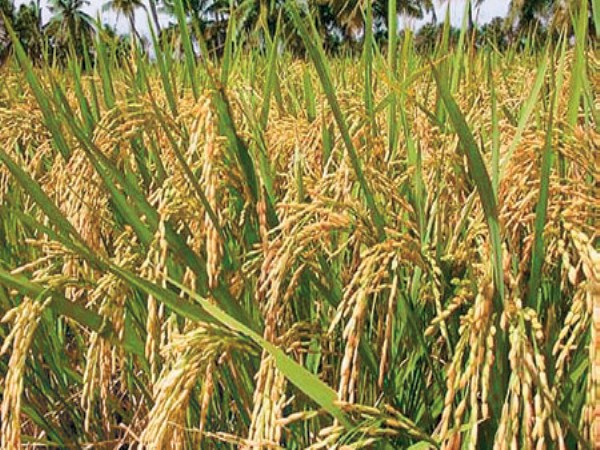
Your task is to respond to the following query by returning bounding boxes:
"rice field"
[0,2,598,449]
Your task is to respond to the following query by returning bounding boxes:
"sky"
[413,1,510,28]
[15,0,512,37]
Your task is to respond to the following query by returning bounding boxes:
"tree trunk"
[468,1,474,32]
[148,0,161,34]
[129,12,141,44]
[36,0,42,31]
[68,19,78,49]
[0,13,9,64]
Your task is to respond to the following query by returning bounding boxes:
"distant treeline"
[0,0,597,63]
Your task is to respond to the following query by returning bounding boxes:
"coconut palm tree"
[47,0,94,46]
[325,0,435,42]
[14,2,44,59]
[506,0,591,31]
[102,0,146,42]
[161,0,230,52]
[0,1,47,62]
[507,0,551,29]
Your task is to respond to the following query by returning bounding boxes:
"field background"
[0,0,598,448]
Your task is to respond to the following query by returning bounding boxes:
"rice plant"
[0,0,598,448]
